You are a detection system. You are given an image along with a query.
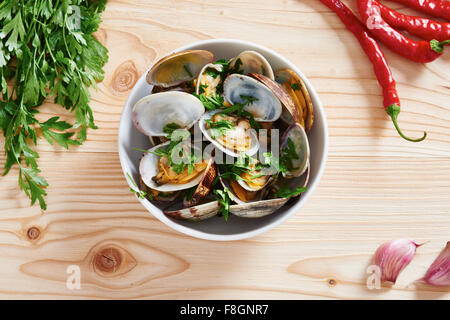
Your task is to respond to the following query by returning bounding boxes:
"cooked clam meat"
[152,155,208,186]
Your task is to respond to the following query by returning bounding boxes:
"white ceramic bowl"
[118,39,328,241]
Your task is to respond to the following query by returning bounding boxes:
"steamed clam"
[199,110,260,158]
[131,49,314,222]
[146,50,214,88]
[230,50,274,80]
[139,142,208,193]
[275,69,314,132]
[195,63,224,95]
[132,91,204,137]
[223,74,282,122]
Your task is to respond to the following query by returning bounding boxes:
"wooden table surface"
[0,0,449,299]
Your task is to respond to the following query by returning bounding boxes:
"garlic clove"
[422,241,450,287]
[373,239,419,283]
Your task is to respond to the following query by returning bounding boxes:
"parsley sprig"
[0,0,108,209]
[275,184,307,198]
[205,118,234,139]
[214,187,235,221]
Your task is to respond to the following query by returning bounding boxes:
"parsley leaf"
[275,184,307,198]
[214,187,235,221]
[291,83,301,91]
[205,119,234,139]
[194,92,224,111]
[126,172,148,200]
[163,123,181,139]
[280,138,300,172]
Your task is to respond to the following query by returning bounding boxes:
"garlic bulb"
[423,241,450,286]
[373,239,419,283]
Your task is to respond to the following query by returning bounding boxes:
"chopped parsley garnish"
[231,58,244,74]
[194,92,224,111]
[280,138,300,172]
[205,119,235,139]
[261,138,301,177]
[163,123,181,139]
[291,83,301,91]
[220,95,262,130]
[213,59,232,67]
[135,129,198,175]
[275,184,307,198]
[215,153,259,184]
[127,173,148,200]
[198,84,208,94]
[214,187,235,221]
[205,67,220,78]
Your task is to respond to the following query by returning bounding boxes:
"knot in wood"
[327,278,337,287]
[111,60,138,94]
[26,227,40,240]
[93,247,123,274]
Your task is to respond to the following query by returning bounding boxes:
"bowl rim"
[118,38,329,241]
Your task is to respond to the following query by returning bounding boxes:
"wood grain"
[0,0,449,299]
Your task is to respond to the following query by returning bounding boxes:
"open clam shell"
[139,142,206,192]
[195,63,224,95]
[229,198,289,218]
[275,69,314,132]
[249,73,300,124]
[237,175,273,192]
[146,50,214,88]
[236,161,274,192]
[199,110,259,158]
[230,50,274,80]
[219,174,263,205]
[164,200,220,221]
[270,162,310,197]
[281,123,310,177]
[184,158,217,208]
[139,177,179,206]
[223,74,282,122]
[132,91,205,137]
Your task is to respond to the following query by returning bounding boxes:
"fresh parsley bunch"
[0,0,108,209]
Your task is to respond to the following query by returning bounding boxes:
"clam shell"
[219,174,263,205]
[230,50,274,80]
[229,198,289,218]
[164,201,220,221]
[249,73,300,124]
[139,177,179,205]
[199,110,259,158]
[270,163,310,197]
[146,50,214,88]
[195,63,224,95]
[184,158,217,208]
[223,74,282,122]
[275,69,314,132]
[281,123,310,177]
[236,165,274,192]
[132,91,205,137]
[139,142,206,192]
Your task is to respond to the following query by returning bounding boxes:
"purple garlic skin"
[373,239,419,283]
[423,241,450,287]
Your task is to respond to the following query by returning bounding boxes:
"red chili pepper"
[318,0,426,142]
[390,0,450,21]
[358,0,448,63]
[378,1,450,42]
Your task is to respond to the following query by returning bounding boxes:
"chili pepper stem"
[386,105,427,142]
[430,39,450,53]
